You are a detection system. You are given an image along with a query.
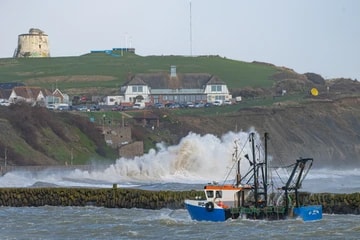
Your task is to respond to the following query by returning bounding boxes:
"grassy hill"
[0,52,282,97]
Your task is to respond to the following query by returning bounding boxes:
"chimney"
[170,65,177,78]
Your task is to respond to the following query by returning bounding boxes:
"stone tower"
[15,28,50,58]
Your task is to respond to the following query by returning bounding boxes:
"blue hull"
[293,205,322,221]
[185,202,226,222]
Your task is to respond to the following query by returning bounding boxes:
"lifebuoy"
[205,202,214,212]
[217,201,229,209]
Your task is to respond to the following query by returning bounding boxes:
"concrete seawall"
[0,187,359,214]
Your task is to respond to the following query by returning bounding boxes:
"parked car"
[133,103,145,109]
[186,102,195,108]
[224,100,232,105]
[46,104,55,110]
[90,105,101,111]
[165,103,180,109]
[0,100,10,106]
[58,105,70,111]
[75,105,88,111]
[213,100,222,106]
[111,106,124,111]
[194,102,205,108]
[153,103,164,109]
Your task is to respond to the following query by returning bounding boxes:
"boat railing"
[230,206,287,220]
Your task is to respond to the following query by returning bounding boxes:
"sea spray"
[0,130,358,193]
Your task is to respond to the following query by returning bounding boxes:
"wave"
[0,130,358,193]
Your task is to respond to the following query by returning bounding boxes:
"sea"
[0,130,359,239]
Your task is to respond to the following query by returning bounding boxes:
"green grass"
[0,53,279,92]
[12,139,36,156]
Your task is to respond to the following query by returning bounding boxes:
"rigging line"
[222,134,252,184]
[270,163,296,169]
[273,167,287,186]
[297,161,312,186]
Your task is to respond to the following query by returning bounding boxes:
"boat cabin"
[204,184,252,209]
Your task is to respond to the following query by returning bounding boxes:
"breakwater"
[0,186,202,209]
[0,187,359,214]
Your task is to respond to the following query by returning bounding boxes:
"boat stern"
[293,205,322,221]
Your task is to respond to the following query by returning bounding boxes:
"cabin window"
[215,191,222,198]
[206,191,214,198]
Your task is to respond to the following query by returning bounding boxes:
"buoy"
[310,88,319,96]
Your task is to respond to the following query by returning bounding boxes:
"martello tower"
[14,28,50,58]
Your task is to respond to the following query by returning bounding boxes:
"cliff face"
[0,104,116,166]
[0,97,359,169]
[169,97,360,168]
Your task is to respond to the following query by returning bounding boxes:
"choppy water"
[0,206,359,240]
[0,130,359,239]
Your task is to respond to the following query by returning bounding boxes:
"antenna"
[189,0,193,56]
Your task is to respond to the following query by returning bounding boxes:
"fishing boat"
[184,132,322,222]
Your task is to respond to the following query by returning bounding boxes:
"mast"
[235,140,241,186]
[250,133,258,207]
[264,132,268,204]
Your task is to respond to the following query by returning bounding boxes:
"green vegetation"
[0,104,117,165]
[0,53,279,93]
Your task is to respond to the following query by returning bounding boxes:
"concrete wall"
[104,126,132,148]
[119,141,144,158]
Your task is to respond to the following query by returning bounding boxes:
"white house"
[120,76,151,103]
[119,66,231,104]
[9,86,51,105]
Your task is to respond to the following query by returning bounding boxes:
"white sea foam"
[0,130,358,193]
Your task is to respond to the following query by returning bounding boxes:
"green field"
[0,52,279,92]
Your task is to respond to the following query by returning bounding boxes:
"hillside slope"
[0,96,359,168]
[0,104,116,166]
[149,96,360,169]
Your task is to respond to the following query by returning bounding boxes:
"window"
[211,85,222,92]
[206,191,214,198]
[215,191,222,198]
[132,86,143,93]
[215,95,225,101]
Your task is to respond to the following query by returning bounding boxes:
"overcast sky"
[1,0,359,80]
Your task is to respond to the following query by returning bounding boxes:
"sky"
[1,0,359,80]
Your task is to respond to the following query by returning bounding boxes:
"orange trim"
[205,185,241,190]
[204,184,252,190]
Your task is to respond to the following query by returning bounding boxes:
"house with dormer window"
[8,86,70,108]
[119,66,231,104]
[120,76,151,103]
[49,88,70,105]
[9,86,52,105]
